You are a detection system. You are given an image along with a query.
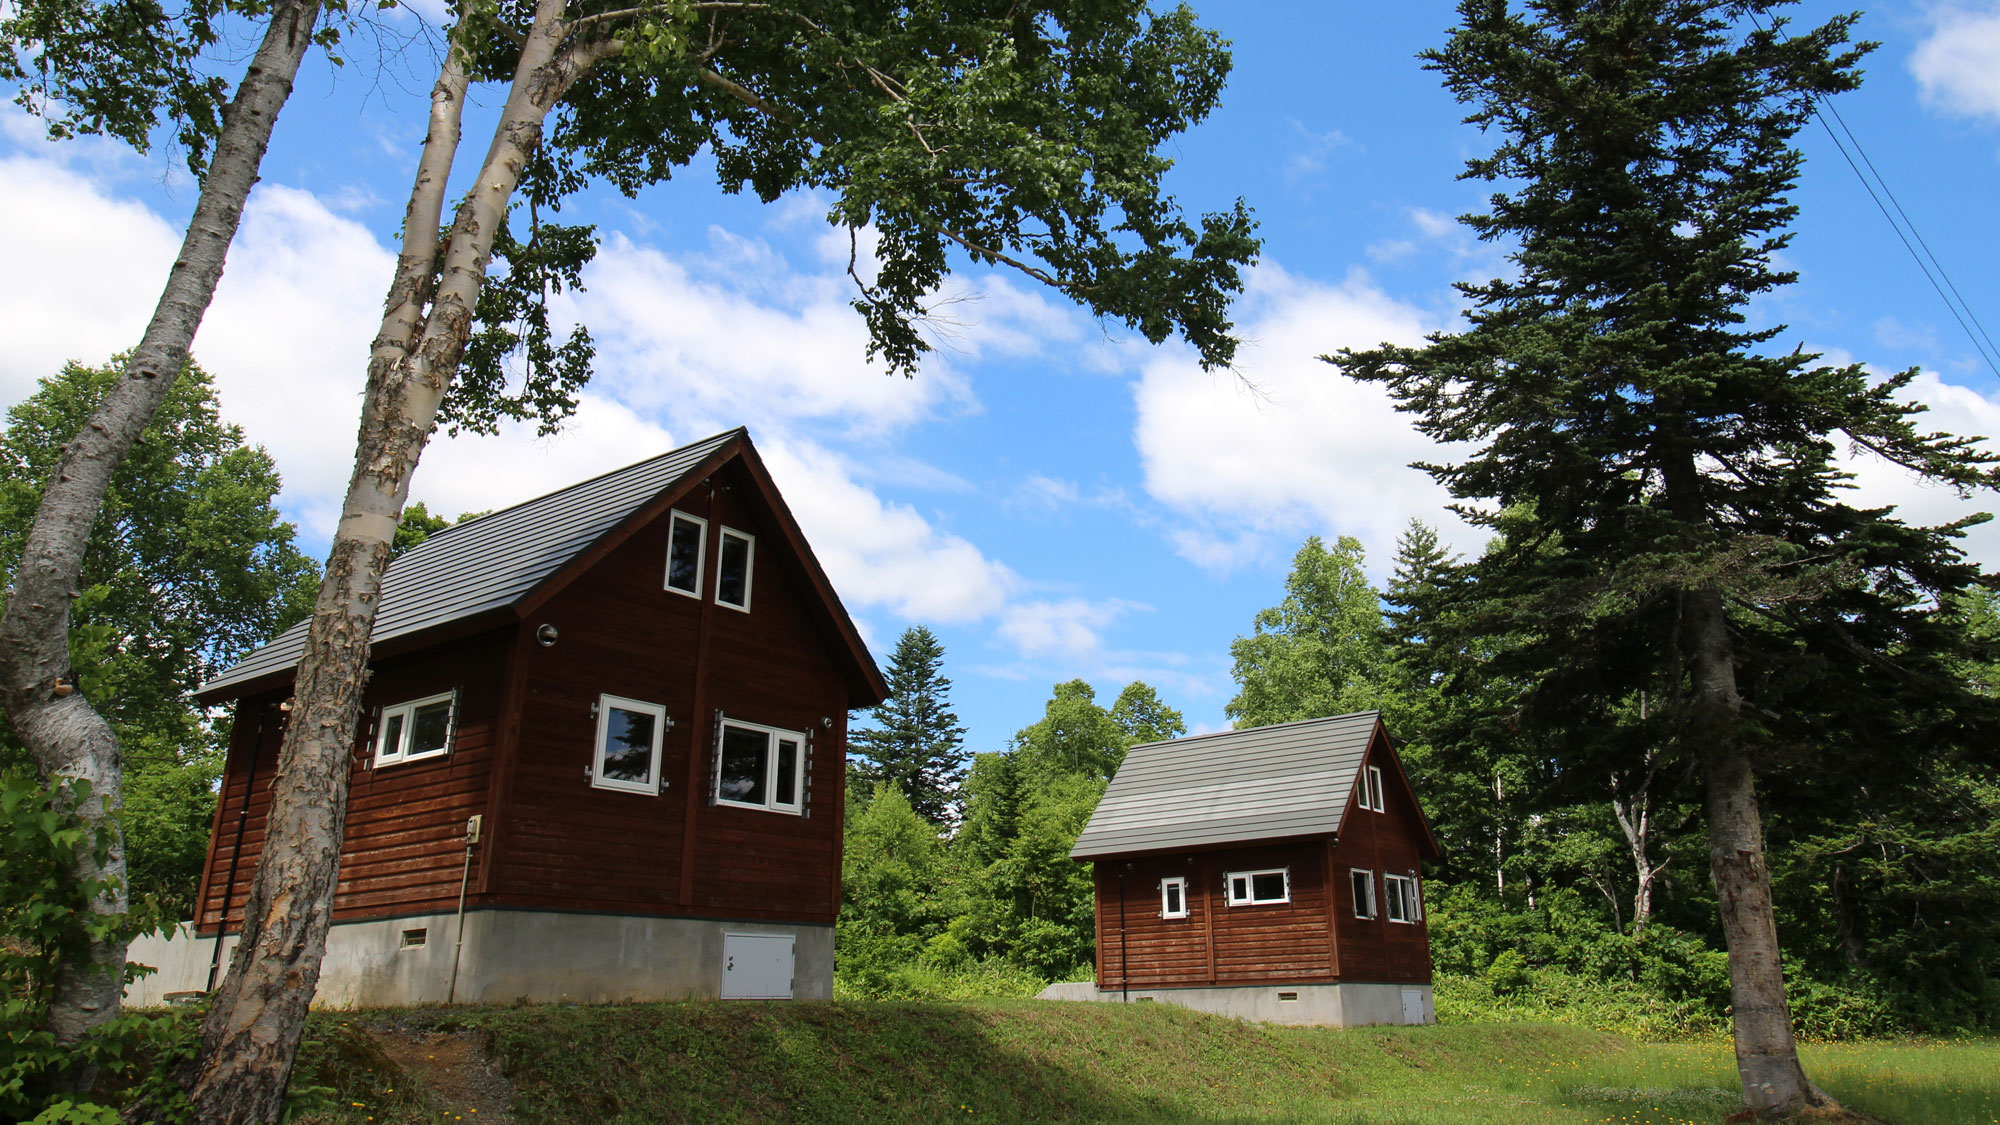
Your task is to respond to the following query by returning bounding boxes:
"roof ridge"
[402,427,743,554]
[1127,709,1381,752]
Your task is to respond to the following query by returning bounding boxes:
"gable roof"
[198,428,885,705]
[1069,711,1437,860]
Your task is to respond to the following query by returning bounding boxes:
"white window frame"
[1160,876,1189,919]
[1366,765,1386,812]
[715,526,755,612]
[1224,867,1291,907]
[591,694,668,796]
[715,718,805,814]
[1384,873,1422,924]
[663,510,707,599]
[1351,868,1378,919]
[373,690,456,767]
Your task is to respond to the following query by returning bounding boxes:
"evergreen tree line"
[842,537,2000,1035]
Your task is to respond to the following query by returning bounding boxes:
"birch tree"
[1336,0,2000,1114]
[0,0,343,1065]
[183,2,1257,1118]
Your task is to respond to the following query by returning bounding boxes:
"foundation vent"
[401,928,428,949]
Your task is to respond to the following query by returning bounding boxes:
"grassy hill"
[292,1000,2000,1125]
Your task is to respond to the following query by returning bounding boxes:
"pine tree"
[852,626,969,825]
[1336,0,2000,1113]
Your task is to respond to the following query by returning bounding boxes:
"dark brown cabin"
[1056,712,1441,1026]
[162,428,885,1006]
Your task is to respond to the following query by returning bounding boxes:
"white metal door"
[721,932,795,999]
[1400,988,1425,1025]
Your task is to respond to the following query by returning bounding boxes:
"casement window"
[664,510,707,598]
[592,694,668,796]
[1160,876,1189,919]
[716,718,804,813]
[1225,867,1290,907]
[1365,765,1386,812]
[716,527,754,611]
[374,691,456,767]
[1351,868,1378,919]
[1384,874,1423,924]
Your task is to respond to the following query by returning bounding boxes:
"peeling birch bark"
[0,0,321,1073]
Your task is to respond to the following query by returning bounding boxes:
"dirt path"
[369,1026,514,1123]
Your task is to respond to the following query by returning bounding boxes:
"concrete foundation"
[125,910,833,1008]
[1036,980,1435,1028]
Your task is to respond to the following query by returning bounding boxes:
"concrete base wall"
[1037,980,1435,1028]
[125,911,833,1008]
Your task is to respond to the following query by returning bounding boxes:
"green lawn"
[292,1001,2000,1125]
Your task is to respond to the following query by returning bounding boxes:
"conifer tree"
[852,626,968,825]
[1336,0,2000,1113]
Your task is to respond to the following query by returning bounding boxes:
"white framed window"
[716,527,754,611]
[592,694,668,796]
[1225,867,1290,907]
[1351,868,1377,919]
[664,510,707,598]
[1160,876,1188,919]
[374,690,456,767]
[1365,764,1386,812]
[716,718,804,813]
[1385,874,1422,924]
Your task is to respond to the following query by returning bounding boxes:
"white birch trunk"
[0,0,321,1072]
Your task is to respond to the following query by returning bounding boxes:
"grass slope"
[294,1001,2000,1125]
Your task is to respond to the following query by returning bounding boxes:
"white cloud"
[996,597,1149,660]
[1133,263,1477,573]
[1837,369,2000,568]
[1912,5,2000,123]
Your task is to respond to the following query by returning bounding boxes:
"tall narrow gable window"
[1160,876,1188,919]
[716,718,804,813]
[375,691,456,767]
[716,527,754,611]
[592,694,668,796]
[1365,765,1385,812]
[664,511,707,598]
[1351,868,1377,919]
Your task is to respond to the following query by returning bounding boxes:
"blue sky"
[4,2,1999,753]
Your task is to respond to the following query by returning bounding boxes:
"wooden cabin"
[1050,712,1441,1027]
[130,428,885,1007]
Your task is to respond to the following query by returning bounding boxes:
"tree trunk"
[182,8,616,1118]
[1685,585,1829,1116]
[0,0,321,1073]
[1611,764,1662,933]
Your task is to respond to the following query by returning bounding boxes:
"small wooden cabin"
[1054,712,1441,1026]
[138,428,885,1007]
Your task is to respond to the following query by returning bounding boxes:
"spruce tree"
[852,626,969,825]
[1336,0,2000,1113]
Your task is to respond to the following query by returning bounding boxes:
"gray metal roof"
[1069,711,1383,860]
[201,429,741,698]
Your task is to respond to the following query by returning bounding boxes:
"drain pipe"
[206,703,269,992]
[1119,865,1130,1003]
[446,814,483,1004]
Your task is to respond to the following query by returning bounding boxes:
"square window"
[1225,867,1290,906]
[592,694,668,796]
[1160,876,1188,919]
[715,719,805,814]
[664,511,707,597]
[716,527,754,611]
[1351,869,1377,919]
[374,691,456,767]
[1366,765,1385,812]
[1385,874,1422,923]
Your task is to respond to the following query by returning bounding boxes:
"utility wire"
[1750,11,2000,379]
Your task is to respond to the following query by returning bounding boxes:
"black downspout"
[206,702,266,991]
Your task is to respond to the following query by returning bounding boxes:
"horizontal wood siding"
[196,631,509,934]
[1096,842,1338,989]
[1092,732,1434,989]
[492,460,845,924]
